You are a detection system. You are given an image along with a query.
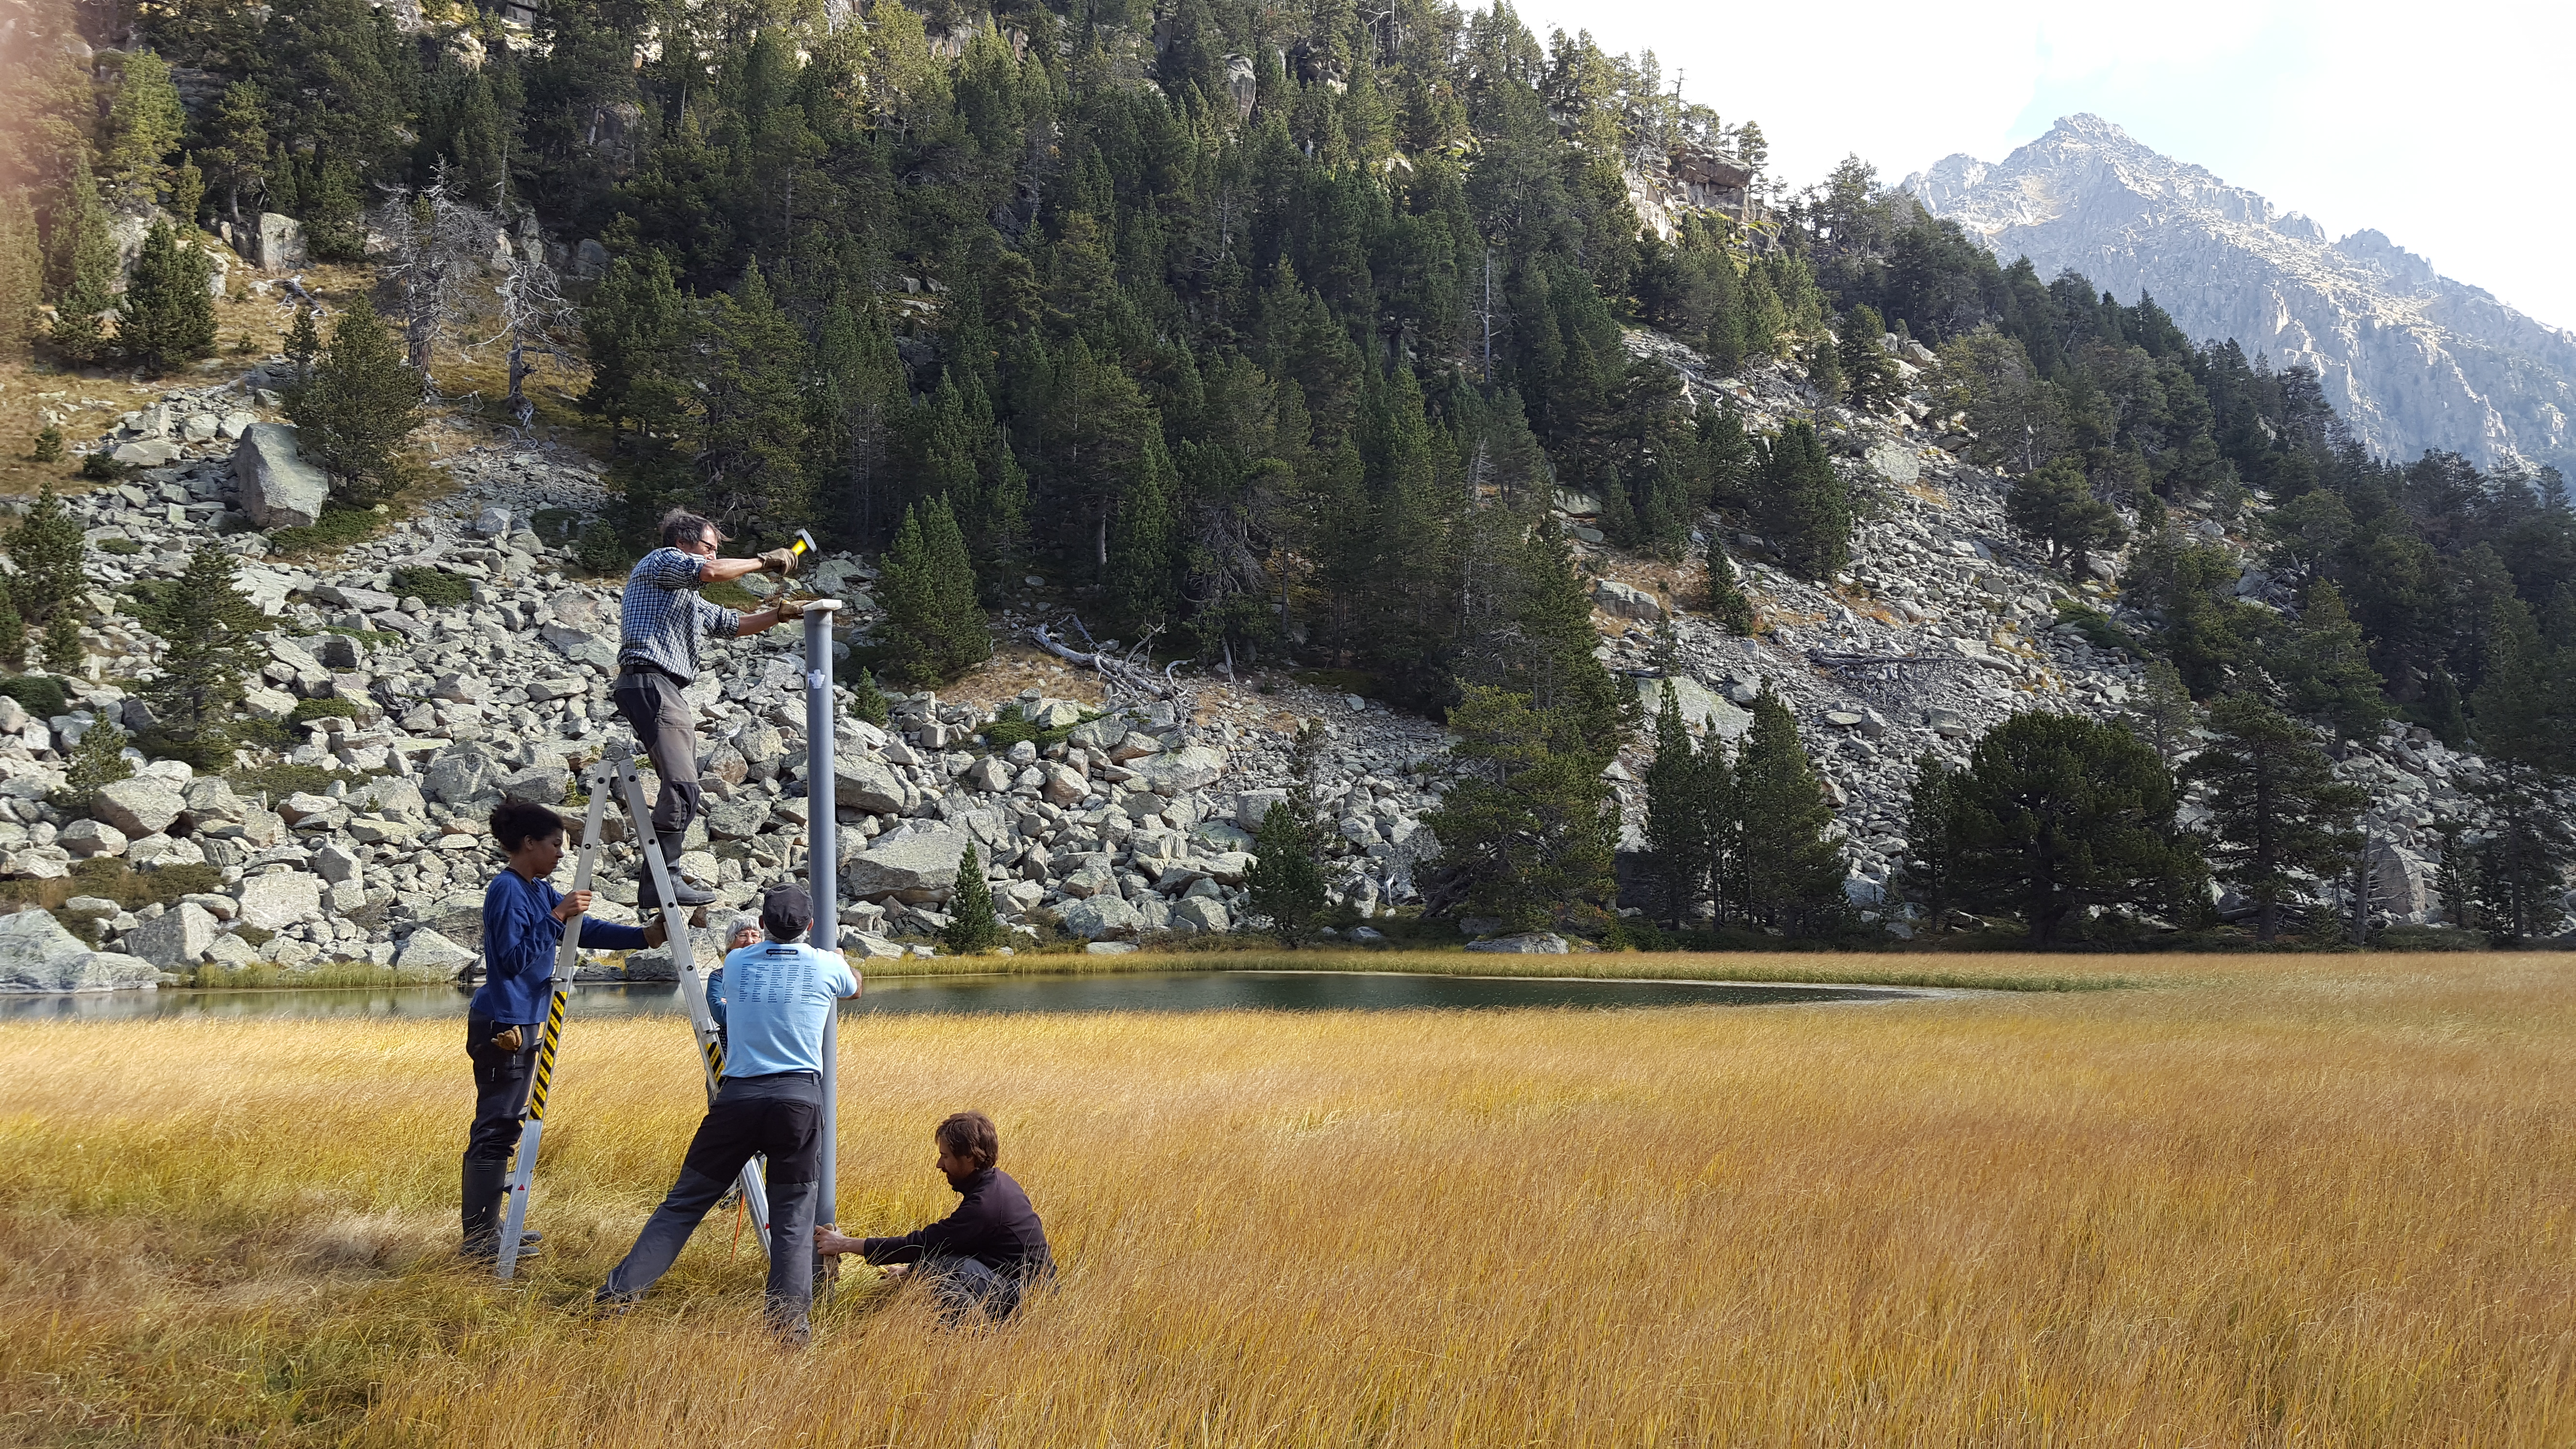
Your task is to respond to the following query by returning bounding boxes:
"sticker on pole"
[806,670,827,690]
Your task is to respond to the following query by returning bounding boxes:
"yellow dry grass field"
[1,951,2572,1445]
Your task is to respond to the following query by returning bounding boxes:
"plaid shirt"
[618,547,742,683]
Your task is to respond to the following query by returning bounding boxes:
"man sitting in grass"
[462,800,665,1260]
[814,1110,1053,1323]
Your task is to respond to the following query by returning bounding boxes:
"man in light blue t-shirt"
[596,884,858,1343]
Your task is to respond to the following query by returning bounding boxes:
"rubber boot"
[650,831,716,908]
[461,1160,508,1258]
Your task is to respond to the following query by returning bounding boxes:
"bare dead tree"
[371,162,499,404]
[486,213,580,433]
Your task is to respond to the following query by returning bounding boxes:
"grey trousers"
[919,1255,1045,1323]
[600,1072,823,1328]
[612,668,701,836]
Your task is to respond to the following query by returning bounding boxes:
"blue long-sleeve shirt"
[468,869,651,1024]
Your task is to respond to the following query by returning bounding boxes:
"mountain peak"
[1899,125,2576,474]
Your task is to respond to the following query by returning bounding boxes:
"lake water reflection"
[0,971,1920,1022]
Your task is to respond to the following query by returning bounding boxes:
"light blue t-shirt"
[708,939,858,1078]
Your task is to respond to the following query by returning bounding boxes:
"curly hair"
[490,799,571,853]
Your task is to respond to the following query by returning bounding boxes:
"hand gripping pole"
[604,743,774,1256]
[494,765,612,1279]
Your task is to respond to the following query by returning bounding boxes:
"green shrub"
[31,426,63,463]
[65,857,224,910]
[289,695,358,724]
[573,519,630,576]
[97,535,143,556]
[531,507,582,546]
[78,451,123,481]
[0,675,70,720]
[388,565,472,607]
[268,504,389,555]
[225,760,342,800]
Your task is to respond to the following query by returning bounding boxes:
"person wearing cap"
[614,508,809,908]
[595,884,858,1343]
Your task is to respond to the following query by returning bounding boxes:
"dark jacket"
[861,1167,1050,1273]
[468,869,650,1025]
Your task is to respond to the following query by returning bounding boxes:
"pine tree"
[1704,537,1755,634]
[1897,752,1962,924]
[118,221,217,374]
[1751,420,1850,580]
[692,261,808,534]
[581,251,690,439]
[1424,685,1620,934]
[941,842,1004,954]
[1641,681,1720,926]
[1839,304,1902,413]
[2466,597,2573,943]
[2184,693,2367,942]
[105,49,185,198]
[1949,711,2205,944]
[1248,799,1329,944]
[1803,332,1844,402]
[2008,457,2126,580]
[30,427,61,464]
[1731,687,1847,935]
[922,495,991,673]
[847,667,889,727]
[302,157,366,261]
[877,498,987,689]
[0,587,23,670]
[41,610,83,675]
[10,486,87,627]
[2125,658,2195,759]
[283,303,321,375]
[48,165,119,365]
[170,154,206,227]
[288,296,421,504]
[2273,581,2386,744]
[137,546,268,766]
[201,81,270,224]
[58,718,134,812]
[0,189,42,360]
[1106,431,1179,630]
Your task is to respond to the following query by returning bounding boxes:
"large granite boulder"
[1135,745,1226,796]
[91,776,187,838]
[422,743,504,805]
[393,928,475,974]
[232,424,329,530]
[1463,931,1569,954]
[1058,893,1143,939]
[835,757,907,816]
[251,211,306,270]
[235,872,321,932]
[125,902,218,967]
[0,908,159,991]
[841,823,966,903]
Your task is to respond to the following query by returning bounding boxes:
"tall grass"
[1,952,2571,1444]
[865,946,2150,992]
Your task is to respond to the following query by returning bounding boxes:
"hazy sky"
[1509,0,2576,332]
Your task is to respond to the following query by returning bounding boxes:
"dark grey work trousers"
[919,1256,1044,1323]
[462,1014,541,1250]
[611,667,702,836]
[599,1072,824,1328]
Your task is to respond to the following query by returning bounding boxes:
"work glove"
[642,916,669,948]
[491,1025,526,1054]
[773,596,811,620]
[758,547,800,575]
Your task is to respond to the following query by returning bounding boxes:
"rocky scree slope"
[0,380,1455,987]
[0,339,2492,987]
[1904,114,2576,477]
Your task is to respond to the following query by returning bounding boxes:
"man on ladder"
[613,508,810,907]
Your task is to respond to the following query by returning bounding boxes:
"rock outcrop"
[1905,114,2576,476]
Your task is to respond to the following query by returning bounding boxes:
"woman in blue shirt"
[461,800,665,1259]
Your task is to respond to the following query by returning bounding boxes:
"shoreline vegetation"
[4,951,2571,1444]
[142,948,2237,995]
